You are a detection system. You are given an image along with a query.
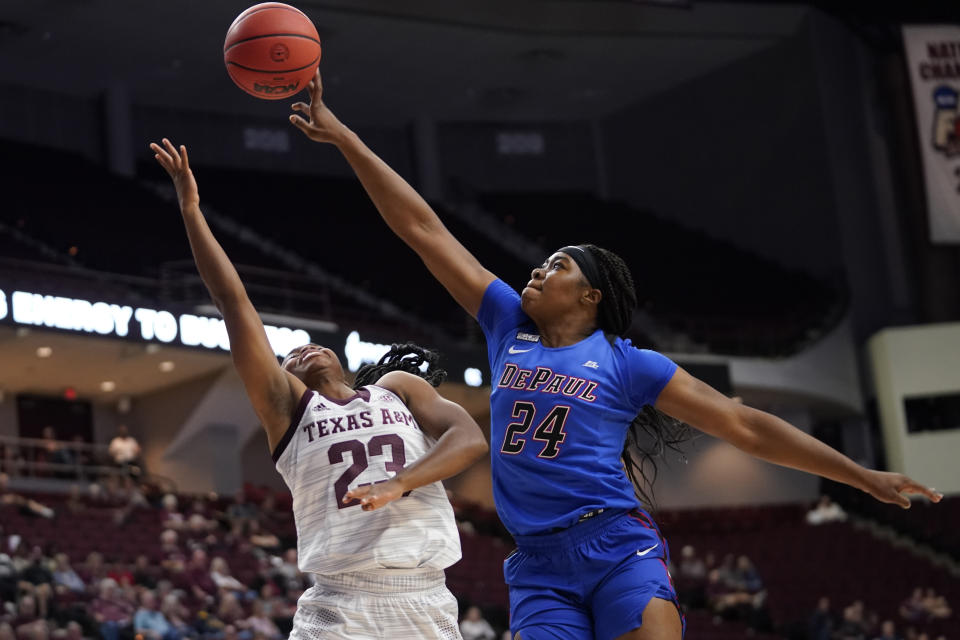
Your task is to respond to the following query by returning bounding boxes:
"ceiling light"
[159,361,175,372]
[100,381,116,392]
[36,346,52,358]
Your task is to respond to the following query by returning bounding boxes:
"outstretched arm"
[344,371,488,511]
[150,139,305,450]
[655,368,943,509]
[289,71,496,317]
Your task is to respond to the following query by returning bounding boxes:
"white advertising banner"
[902,26,960,243]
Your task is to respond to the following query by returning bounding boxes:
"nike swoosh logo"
[636,543,659,557]
[508,346,533,354]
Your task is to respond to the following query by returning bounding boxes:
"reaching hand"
[150,138,199,211]
[344,478,406,512]
[861,470,943,509]
[288,69,349,144]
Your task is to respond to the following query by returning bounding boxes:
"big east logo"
[933,86,960,157]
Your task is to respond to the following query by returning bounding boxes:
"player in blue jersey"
[290,72,943,640]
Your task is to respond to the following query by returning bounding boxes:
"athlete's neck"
[310,380,357,401]
[535,318,597,348]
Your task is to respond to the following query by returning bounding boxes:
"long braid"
[352,343,447,389]
[581,243,693,512]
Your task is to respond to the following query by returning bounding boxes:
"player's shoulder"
[370,371,432,405]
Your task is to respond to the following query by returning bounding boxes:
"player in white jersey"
[151,138,489,639]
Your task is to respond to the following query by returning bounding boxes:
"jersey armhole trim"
[271,389,315,463]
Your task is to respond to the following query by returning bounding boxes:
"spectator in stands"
[133,590,179,640]
[51,553,84,595]
[246,519,281,552]
[245,600,283,639]
[677,545,707,609]
[79,552,107,591]
[65,484,85,514]
[258,492,281,526]
[103,557,133,589]
[91,578,134,640]
[9,594,48,640]
[160,494,185,530]
[0,552,15,604]
[0,442,24,477]
[705,569,734,617]
[227,489,259,531]
[921,587,952,620]
[63,621,83,640]
[272,548,308,593]
[460,605,496,640]
[113,475,149,526]
[808,596,834,640]
[255,582,293,622]
[38,426,74,473]
[180,549,217,605]
[216,592,247,626]
[132,554,157,589]
[806,495,847,525]
[0,473,55,519]
[734,555,764,595]
[17,546,53,618]
[160,593,192,637]
[900,588,928,623]
[210,557,247,594]
[107,425,141,471]
[836,600,868,640]
[69,435,92,471]
[873,620,901,640]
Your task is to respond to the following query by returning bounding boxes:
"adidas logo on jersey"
[583,361,599,369]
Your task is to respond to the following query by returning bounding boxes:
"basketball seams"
[225,53,321,75]
[223,32,321,54]
[231,4,310,30]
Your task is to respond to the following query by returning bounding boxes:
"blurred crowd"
[1,477,309,640]
[807,591,951,640]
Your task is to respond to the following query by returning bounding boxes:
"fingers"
[288,113,317,137]
[291,102,309,114]
[313,68,323,98]
[180,144,190,169]
[344,486,369,503]
[899,478,943,503]
[149,142,174,171]
[162,138,181,166]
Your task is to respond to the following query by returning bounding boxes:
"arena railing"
[0,435,177,493]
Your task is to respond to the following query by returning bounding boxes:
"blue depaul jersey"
[478,279,678,537]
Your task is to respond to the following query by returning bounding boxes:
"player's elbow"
[460,425,489,463]
[727,406,770,457]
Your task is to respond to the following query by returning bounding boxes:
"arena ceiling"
[0,0,807,123]
[0,326,230,402]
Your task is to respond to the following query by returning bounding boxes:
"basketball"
[223,3,321,100]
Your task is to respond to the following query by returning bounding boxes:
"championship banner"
[902,26,960,244]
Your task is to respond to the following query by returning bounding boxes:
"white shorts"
[289,569,463,640]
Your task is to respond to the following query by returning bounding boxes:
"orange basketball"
[223,3,321,100]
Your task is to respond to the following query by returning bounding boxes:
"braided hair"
[580,244,692,512]
[352,343,447,389]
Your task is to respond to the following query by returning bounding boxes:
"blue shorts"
[504,508,685,640]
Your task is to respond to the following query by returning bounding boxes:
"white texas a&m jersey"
[272,385,461,575]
